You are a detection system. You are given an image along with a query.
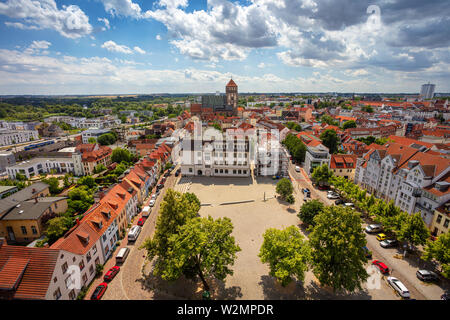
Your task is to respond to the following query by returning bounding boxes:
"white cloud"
[257,62,266,68]
[133,46,146,54]
[98,17,110,31]
[99,0,142,18]
[0,0,92,39]
[156,34,162,40]
[101,40,133,54]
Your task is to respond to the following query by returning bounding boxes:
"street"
[288,161,448,300]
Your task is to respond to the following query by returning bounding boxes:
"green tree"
[422,233,450,279]
[68,187,94,214]
[282,134,307,163]
[15,173,27,181]
[94,164,107,174]
[320,115,339,126]
[77,176,97,189]
[311,163,334,186]
[111,148,133,164]
[42,177,61,195]
[162,216,241,291]
[309,206,369,292]
[342,120,357,130]
[298,200,324,226]
[88,137,97,144]
[45,216,72,243]
[398,212,430,250]
[276,178,293,201]
[320,129,339,154]
[97,133,117,146]
[141,189,201,276]
[259,226,310,286]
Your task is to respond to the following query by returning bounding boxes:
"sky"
[0,0,449,95]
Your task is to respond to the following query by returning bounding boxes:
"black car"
[416,270,439,282]
[164,171,170,177]
[175,169,181,177]
[335,199,345,205]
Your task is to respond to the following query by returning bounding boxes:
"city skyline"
[0,0,449,95]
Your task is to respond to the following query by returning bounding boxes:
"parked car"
[91,283,108,300]
[137,218,145,226]
[362,246,372,259]
[380,239,398,248]
[157,184,164,190]
[151,194,157,200]
[175,169,181,177]
[416,270,439,282]
[164,171,170,177]
[387,277,410,299]
[302,188,310,193]
[372,260,389,274]
[317,185,330,190]
[149,199,156,207]
[344,202,354,208]
[103,266,120,282]
[127,225,141,242]
[170,165,175,171]
[376,233,387,241]
[141,206,151,219]
[115,247,130,264]
[295,166,301,172]
[335,199,345,205]
[327,193,340,199]
[365,224,382,234]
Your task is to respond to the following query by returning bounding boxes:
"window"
[31,226,37,234]
[21,226,27,235]
[86,252,92,262]
[53,277,57,283]
[89,265,94,275]
[69,289,76,300]
[189,168,193,173]
[62,262,68,274]
[95,257,100,265]
[437,215,443,224]
[82,273,88,284]
[53,288,61,300]
[92,245,97,255]
[65,276,73,289]
[72,257,76,262]
[444,219,449,229]
[79,260,85,271]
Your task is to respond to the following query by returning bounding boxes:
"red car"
[137,218,145,226]
[91,282,108,300]
[372,260,389,274]
[103,266,120,282]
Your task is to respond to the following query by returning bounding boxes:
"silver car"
[387,277,410,299]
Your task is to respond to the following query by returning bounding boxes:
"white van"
[116,247,130,264]
[128,225,141,242]
[142,206,151,219]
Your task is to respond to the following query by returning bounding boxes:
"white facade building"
[0,130,39,146]
[6,157,75,179]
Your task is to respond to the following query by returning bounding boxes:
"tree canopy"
[422,232,450,279]
[163,216,241,290]
[298,199,324,226]
[320,129,339,154]
[282,134,307,163]
[276,178,294,201]
[111,148,133,164]
[309,206,369,292]
[342,120,357,130]
[97,133,117,146]
[259,226,310,286]
[311,163,334,186]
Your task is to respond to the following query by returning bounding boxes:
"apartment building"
[297,132,331,176]
[355,141,450,228]
[0,129,39,146]
[81,128,112,144]
[6,156,75,179]
[430,201,449,237]
[72,144,112,176]
[329,154,357,180]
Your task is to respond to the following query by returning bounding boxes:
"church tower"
[226,78,238,114]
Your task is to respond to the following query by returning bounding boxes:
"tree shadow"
[258,275,307,300]
[210,278,243,300]
[287,208,297,214]
[304,280,372,300]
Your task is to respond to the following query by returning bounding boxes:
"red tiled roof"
[330,154,357,169]
[0,245,59,299]
[226,79,238,87]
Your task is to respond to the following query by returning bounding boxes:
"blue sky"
[0,0,449,95]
